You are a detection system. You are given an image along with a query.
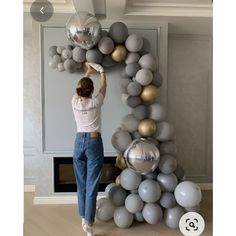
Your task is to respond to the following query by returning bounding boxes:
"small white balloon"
[57,62,65,72]
[61,48,72,59]
[135,68,153,86]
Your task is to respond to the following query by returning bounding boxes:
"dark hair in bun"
[76,77,94,97]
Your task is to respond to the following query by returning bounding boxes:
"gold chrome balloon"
[111,45,127,62]
[116,155,127,170]
[138,119,157,137]
[115,175,121,185]
[141,85,159,103]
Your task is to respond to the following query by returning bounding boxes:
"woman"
[72,62,106,236]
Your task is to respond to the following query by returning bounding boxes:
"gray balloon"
[108,186,127,206]
[154,121,175,142]
[66,12,101,50]
[96,198,115,221]
[48,59,58,69]
[61,48,72,60]
[157,173,178,192]
[111,129,132,152]
[127,96,142,108]
[64,59,77,73]
[101,30,108,36]
[135,68,153,86]
[52,54,62,63]
[120,168,142,191]
[125,34,144,52]
[125,62,141,77]
[142,203,163,224]
[72,47,86,63]
[174,181,202,208]
[184,204,200,213]
[109,22,128,44]
[48,46,57,57]
[138,179,161,203]
[125,52,140,64]
[125,194,144,213]
[130,189,139,194]
[147,137,159,148]
[142,171,158,180]
[127,81,142,96]
[139,53,157,72]
[159,141,177,156]
[86,48,103,64]
[158,155,177,174]
[121,114,139,132]
[105,183,117,196]
[132,131,142,139]
[139,37,151,55]
[152,72,163,87]
[134,212,145,222]
[57,62,65,72]
[159,192,176,209]
[121,78,132,93]
[98,36,114,55]
[75,62,82,69]
[149,103,166,122]
[102,55,115,67]
[174,164,185,180]
[57,46,65,55]
[164,205,184,229]
[113,206,133,228]
[132,105,149,120]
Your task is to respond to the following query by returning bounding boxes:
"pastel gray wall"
[24,19,212,195]
[168,34,212,182]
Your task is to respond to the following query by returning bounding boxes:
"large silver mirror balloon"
[66,12,101,50]
[124,138,160,174]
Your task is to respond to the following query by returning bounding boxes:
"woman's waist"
[76,131,101,138]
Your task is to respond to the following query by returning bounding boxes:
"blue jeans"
[73,132,104,225]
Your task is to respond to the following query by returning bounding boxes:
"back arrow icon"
[40,7,44,14]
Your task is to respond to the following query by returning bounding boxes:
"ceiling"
[24,0,212,34]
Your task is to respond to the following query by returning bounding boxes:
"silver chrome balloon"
[124,138,160,174]
[65,12,101,50]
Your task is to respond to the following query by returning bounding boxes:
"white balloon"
[113,206,134,228]
[120,169,142,191]
[142,203,163,224]
[125,194,144,213]
[174,181,202,208]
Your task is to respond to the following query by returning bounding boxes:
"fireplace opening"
[54,157,121,192]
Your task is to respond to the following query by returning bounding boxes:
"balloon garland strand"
[48,12,203,229]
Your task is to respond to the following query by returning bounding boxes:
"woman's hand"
[83,62,94,77]
[87,62,105,74]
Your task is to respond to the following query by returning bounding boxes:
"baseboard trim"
[34,196,77,205]
[33,183,212,205]
[33,192,106,205]
[24,185,36,192]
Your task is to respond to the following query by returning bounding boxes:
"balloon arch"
[48,12,202,229]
